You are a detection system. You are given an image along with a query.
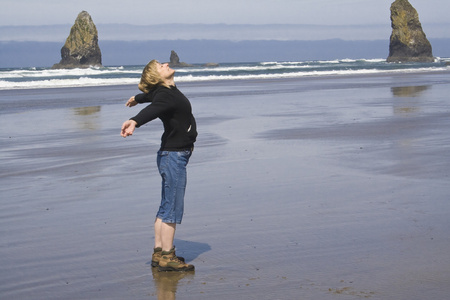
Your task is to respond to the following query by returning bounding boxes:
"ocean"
[1,58,449,90]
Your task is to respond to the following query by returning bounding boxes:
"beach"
[1,71,450,299]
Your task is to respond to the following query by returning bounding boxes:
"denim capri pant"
[156,150,192,224]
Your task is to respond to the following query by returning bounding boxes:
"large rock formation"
[52,11,102,69]
[169,50,193,68]
[387,0,434,63]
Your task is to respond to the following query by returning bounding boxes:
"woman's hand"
[125,96,138,107]
[121,120,137,138]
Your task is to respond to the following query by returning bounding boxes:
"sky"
[1,0,450,67]
[2,0,450,26]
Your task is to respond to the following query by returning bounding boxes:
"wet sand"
[1,71,450,299]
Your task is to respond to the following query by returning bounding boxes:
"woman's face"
[156,62,175,80]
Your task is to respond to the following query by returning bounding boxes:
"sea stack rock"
[387,0,434,63]
[52,11,102,69]
[169,50,193,68]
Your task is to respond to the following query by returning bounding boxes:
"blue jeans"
[156,150,192,224]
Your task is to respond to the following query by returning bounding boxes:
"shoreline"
[1,62,449,92]
[1,67,449,95]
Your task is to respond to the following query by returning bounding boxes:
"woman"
[121,60,197,272]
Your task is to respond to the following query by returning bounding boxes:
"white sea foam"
[175,64,312,73]
[0,60,448,90]
[1,67,447,90]
[0,67,139,79]
[175,67,449,82]
[0,77,139,90]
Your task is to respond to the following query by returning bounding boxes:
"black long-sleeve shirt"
[130,85,197,151]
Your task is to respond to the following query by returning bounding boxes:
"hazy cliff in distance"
[0,23,397,42]
[1,23,449,68]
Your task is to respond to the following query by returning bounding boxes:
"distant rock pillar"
[387,0,434,63]
[170,50,181,66]
[52,11,102,69]
[169,50,193,68]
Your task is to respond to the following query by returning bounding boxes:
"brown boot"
[152,247,185,267]
[158,249,194,272]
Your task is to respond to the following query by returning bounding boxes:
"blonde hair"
[138,60,171,93]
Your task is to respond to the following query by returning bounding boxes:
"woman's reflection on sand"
[151,267,195,300]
